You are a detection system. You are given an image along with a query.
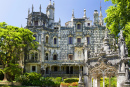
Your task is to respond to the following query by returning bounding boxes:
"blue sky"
[0,0,112,27]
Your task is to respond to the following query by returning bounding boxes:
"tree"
[104,0,130,56]
[0,22,38,81]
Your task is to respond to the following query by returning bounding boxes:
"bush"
[15,72,42,86]
[64,78,79,83]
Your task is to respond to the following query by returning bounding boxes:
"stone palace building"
[24,1,130,87]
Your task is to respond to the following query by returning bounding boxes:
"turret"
[46,0,55,22]
[93,10,99,26]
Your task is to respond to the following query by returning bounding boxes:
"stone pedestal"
[117,72,126,87]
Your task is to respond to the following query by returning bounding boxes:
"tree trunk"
[3,73,7,81]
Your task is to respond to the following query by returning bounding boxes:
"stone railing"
[74,43,84,47]
[44,74,79,77]
[44,60,84,64]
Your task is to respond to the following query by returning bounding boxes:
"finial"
[72,9,74,18]
[40,4,41,13]
[59,18,61,22]
[32,4,34,12]
[100,1,102,11]
[49,0,51,5]
[28,8,30,15]
[53,1,55,6]
[83,8,86,18]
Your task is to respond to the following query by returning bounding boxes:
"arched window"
[87,37,90,44]
[46,36,48,43]
[31,52,35,60]
[77,24,81,29]
[54,38,57,44]
[45,53,48,60]
[68,37,73,44]
[53,55,57,60]
[35,53,38,60]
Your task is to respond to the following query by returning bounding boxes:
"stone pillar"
[88,76,92,87]
[78,71,84,87]
[93,77,97,87]
[83,64,88,87]
[117,62,126,87]
[97,77,100,87]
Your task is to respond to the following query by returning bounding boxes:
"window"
[35,53,38,59]
[54,38,57,44]
[53,55,57,60]
[46,36,48,43]
[34,21,38,26]
[54,66,58,71]
[45,53,48,60]
[68,55,73,60]
[32,66,36,72]
[77,38,81,43]
[88,23,90,26]
[77,24,81,29]
[69,37,73,44]
[54,27,59,29]
[31,53,35,60]
[87,37,90,44]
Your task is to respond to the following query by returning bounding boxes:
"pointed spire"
[53,1,55,6]
[40,4,41,13]
[49,0,51,5]
[99,1,103,25]
[83,9,86,18]
[59,18,61,23]
[28,8,30,15]
[120,30,124,39]
[32,4,34,12]
[72,9,75,18]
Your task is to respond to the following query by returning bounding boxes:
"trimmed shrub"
[64,78,79,83]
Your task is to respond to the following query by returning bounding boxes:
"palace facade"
[24,1,113,77]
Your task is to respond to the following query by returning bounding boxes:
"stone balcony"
[74,43,84,47]
[43,60,84,65]
[44,74,79,77]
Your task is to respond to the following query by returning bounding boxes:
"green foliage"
[64,78,79,83]
[0,22,38,80]
[104,0,130,56]
[100,77,117,87]
[16,73,62,86]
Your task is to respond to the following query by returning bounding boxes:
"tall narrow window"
[31,53,35,60]
[45,53,48,60]
[54,38,57,44]
[77,24,81,29]
[34,21,38,26]
[53,55,57,60]
[69,37,73,44]
[87,23,90,26]
[77,38,81,43]
[46,36,48,43]
[35,53,38,60]
[87,37,90,44]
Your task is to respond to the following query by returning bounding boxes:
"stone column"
[78,71,84,87]
[97,77,100,87]
[83,64,88,87]
[117,62,126,87]
[50,65,52,76]
[88,76,92,87]
[93,77,97,87]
